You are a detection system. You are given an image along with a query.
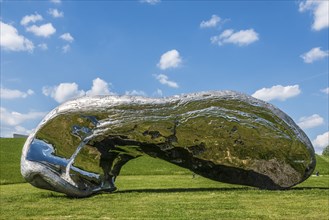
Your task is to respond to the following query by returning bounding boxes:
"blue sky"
[1,0,328,154]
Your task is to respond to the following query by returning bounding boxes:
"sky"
[0,0,328,154]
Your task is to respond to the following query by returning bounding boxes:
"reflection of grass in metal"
[73,145,103,174]
[36,114,90,159]
[0,175,328,219]
[35,97,313,187]
[1,138,326,185]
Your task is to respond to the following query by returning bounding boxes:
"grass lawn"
[1,175,328,219]
[0,138,26,184]
[1,138,329,219]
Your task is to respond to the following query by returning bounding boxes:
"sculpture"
[21,91,316,197]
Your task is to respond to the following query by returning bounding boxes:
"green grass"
[314,155,329,175]
[0,175,328,219]
[0,138,26,184]
[120,155,192,175]
[1,138,329,219]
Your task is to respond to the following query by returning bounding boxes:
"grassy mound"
[314,155,329,175]
[0,138,26,184]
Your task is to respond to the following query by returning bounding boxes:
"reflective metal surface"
[21,91,316,197]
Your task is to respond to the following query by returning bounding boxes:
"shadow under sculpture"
[21,91,316,197]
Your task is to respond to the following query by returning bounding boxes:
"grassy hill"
[313,155,329,175]
[0,138,26,184]
[1,138,328,185]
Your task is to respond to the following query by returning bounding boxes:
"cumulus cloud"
[157,49,182,70]
[211,29,259,46]
[153,89,163,97]
[60,33,74,43]
[299,0,329,31]
[62,44,71,53]
[321,87,329,94]
[300,47,329,63]
[0,107,46,126]
[20,13,43,26]
[43,78,113,103]
[26,23,56,38]
[0,87,34,99]
[155,74,179,88]
[48,8,64,18]
[38,43,48,50]
[0,21,34,52]
[200,15,221,28]
[252,85,301,101]
[140,0,161,5]
[312,131,329,154]
[42,82,85,103]
[297,114,324,129]
[86,78,113,96]
[125,90,147,96]
[13,125,34,135]
[0,125,35,137]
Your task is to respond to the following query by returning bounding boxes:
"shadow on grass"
[42,187,252,199]
[115,187,251,194]
[290,187,329,190]
[116,186,329,194]
[43,186,329,199]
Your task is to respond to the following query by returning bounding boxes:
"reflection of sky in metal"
[27,139,68,167]
[26,138,99,179]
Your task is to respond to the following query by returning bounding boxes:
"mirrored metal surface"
[21,91,316,197]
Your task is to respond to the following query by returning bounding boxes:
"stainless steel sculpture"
[21,91,316,197]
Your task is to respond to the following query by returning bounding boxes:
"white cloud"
[300,47,329,63]
[125,90,147,96]
[1,125,35,137]
[20,13,43,26]
[157,49,182,70]
[299,0,329,31]
[43,82,85,103]
[312,131,329,154]
[60,33,74,43]
[62,44,71,53]
[0,124,35,138]
[14,125,34,136]
[252,85,301,101]
[140,0,161,5]
[297,114,324,129]
[321,87,329,94]
[200,15,221,28]
[26,23,56,38]
[0,87,34,99]
[86,78,113,96]
[38,43,48,50]
[211,29,259,46]
[48,8,64,18]
[0,107,46,126]
[153,89,163,97]
[0,21,34,52]
[155,74,179,88]
[50,0,61,3]
[43,78,113,103]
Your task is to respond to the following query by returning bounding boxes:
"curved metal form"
[21,91,316,197]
